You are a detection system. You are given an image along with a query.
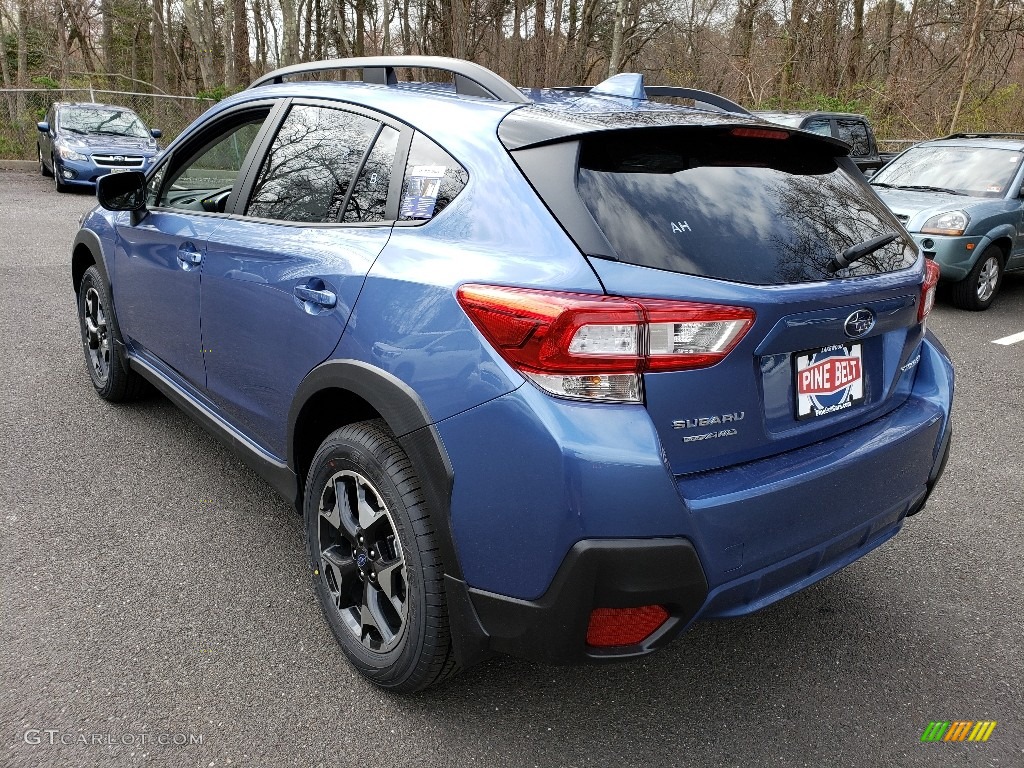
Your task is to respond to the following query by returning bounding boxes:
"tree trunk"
[780,0,802,104]
[100,0,115,85]
[880,0,896,84]
[607,0,625,77]
[0,12,17,121]
[182,0,217,89]
[949,0,987,133]
[224,0,236,87]
[55,0,71,84]
[280,0,301,65]
[234,0,250,83]
[533,0,546,86]
[16,0,28,112]
[846,0,864,87]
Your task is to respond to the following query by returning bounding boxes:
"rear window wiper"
[827,232,899,273]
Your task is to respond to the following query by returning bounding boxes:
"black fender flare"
[287,359,462,579]
[288,360,494,666]
[72,228,131,369]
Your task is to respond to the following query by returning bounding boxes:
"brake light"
[919,259,940,322]
[731,126,790,140]
[456,284,755,402]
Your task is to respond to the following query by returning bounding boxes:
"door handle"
[293,285,337,308]
[176,244,202,269]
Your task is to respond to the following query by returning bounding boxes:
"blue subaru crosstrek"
[72,56,954,692]
[38,102,162,192]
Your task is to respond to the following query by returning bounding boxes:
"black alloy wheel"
[76,266,146,401]
[305,420,458,692]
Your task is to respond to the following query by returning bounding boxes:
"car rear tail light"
[919,259,940,322]
[456,285,755,403]
[586,606,670,647]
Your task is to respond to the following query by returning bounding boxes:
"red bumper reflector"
[586,605,670,647]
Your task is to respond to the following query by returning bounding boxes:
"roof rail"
[941,132,1024,140]
[248,56,530,104]
[551,84,749,115]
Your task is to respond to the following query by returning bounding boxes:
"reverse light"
[586,606,670,647]
[456,284,755,403]
[921,210,969,236]
[919,259,941,322]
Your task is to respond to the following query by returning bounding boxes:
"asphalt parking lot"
[1,168,1021,768]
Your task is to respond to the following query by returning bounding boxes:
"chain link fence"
[0,89,215,160]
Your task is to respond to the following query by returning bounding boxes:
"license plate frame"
[793,342,865,420]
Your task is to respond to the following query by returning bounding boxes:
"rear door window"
[246,104,380,223]
[575,128,915,285]
[342,125,400,223]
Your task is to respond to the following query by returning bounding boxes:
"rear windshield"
[576,129,916,285]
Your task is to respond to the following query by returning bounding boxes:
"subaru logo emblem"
[113,155,124,162]
[356,553,368,568]
[844,309,875,338]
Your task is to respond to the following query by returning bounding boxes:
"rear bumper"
[464,539,708,664]
[442,336,953,665]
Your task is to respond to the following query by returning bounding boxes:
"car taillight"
[919,259,940,322]
[456,284,755,403]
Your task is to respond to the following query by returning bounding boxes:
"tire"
[951,246,1003,311]
[77,266,147,401]
[53,155,68,192]
[304,419,458,692]
[38,145,52,177]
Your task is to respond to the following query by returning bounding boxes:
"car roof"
[212,79,848,156]
[919,135,1024,151]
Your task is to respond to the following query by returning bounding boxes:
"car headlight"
[57,146,88,162]
[921,210,969,236]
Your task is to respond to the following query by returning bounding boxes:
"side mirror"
[97,171,147,214]
[37,121,49,133]
[150,128,163,139]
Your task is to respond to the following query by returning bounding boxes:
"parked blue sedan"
[871,133,1024,310]
[37,103,162,192]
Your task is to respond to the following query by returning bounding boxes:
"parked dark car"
[37,102,162,192]
[753,111,884,174]
[72,57,953,692]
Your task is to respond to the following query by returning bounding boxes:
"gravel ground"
[1,169,1021,768]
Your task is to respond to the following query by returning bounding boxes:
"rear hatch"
[505,119,928,475]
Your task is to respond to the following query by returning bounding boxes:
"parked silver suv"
[871,133,1024,310]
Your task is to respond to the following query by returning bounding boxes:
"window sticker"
[401,165,447,219]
